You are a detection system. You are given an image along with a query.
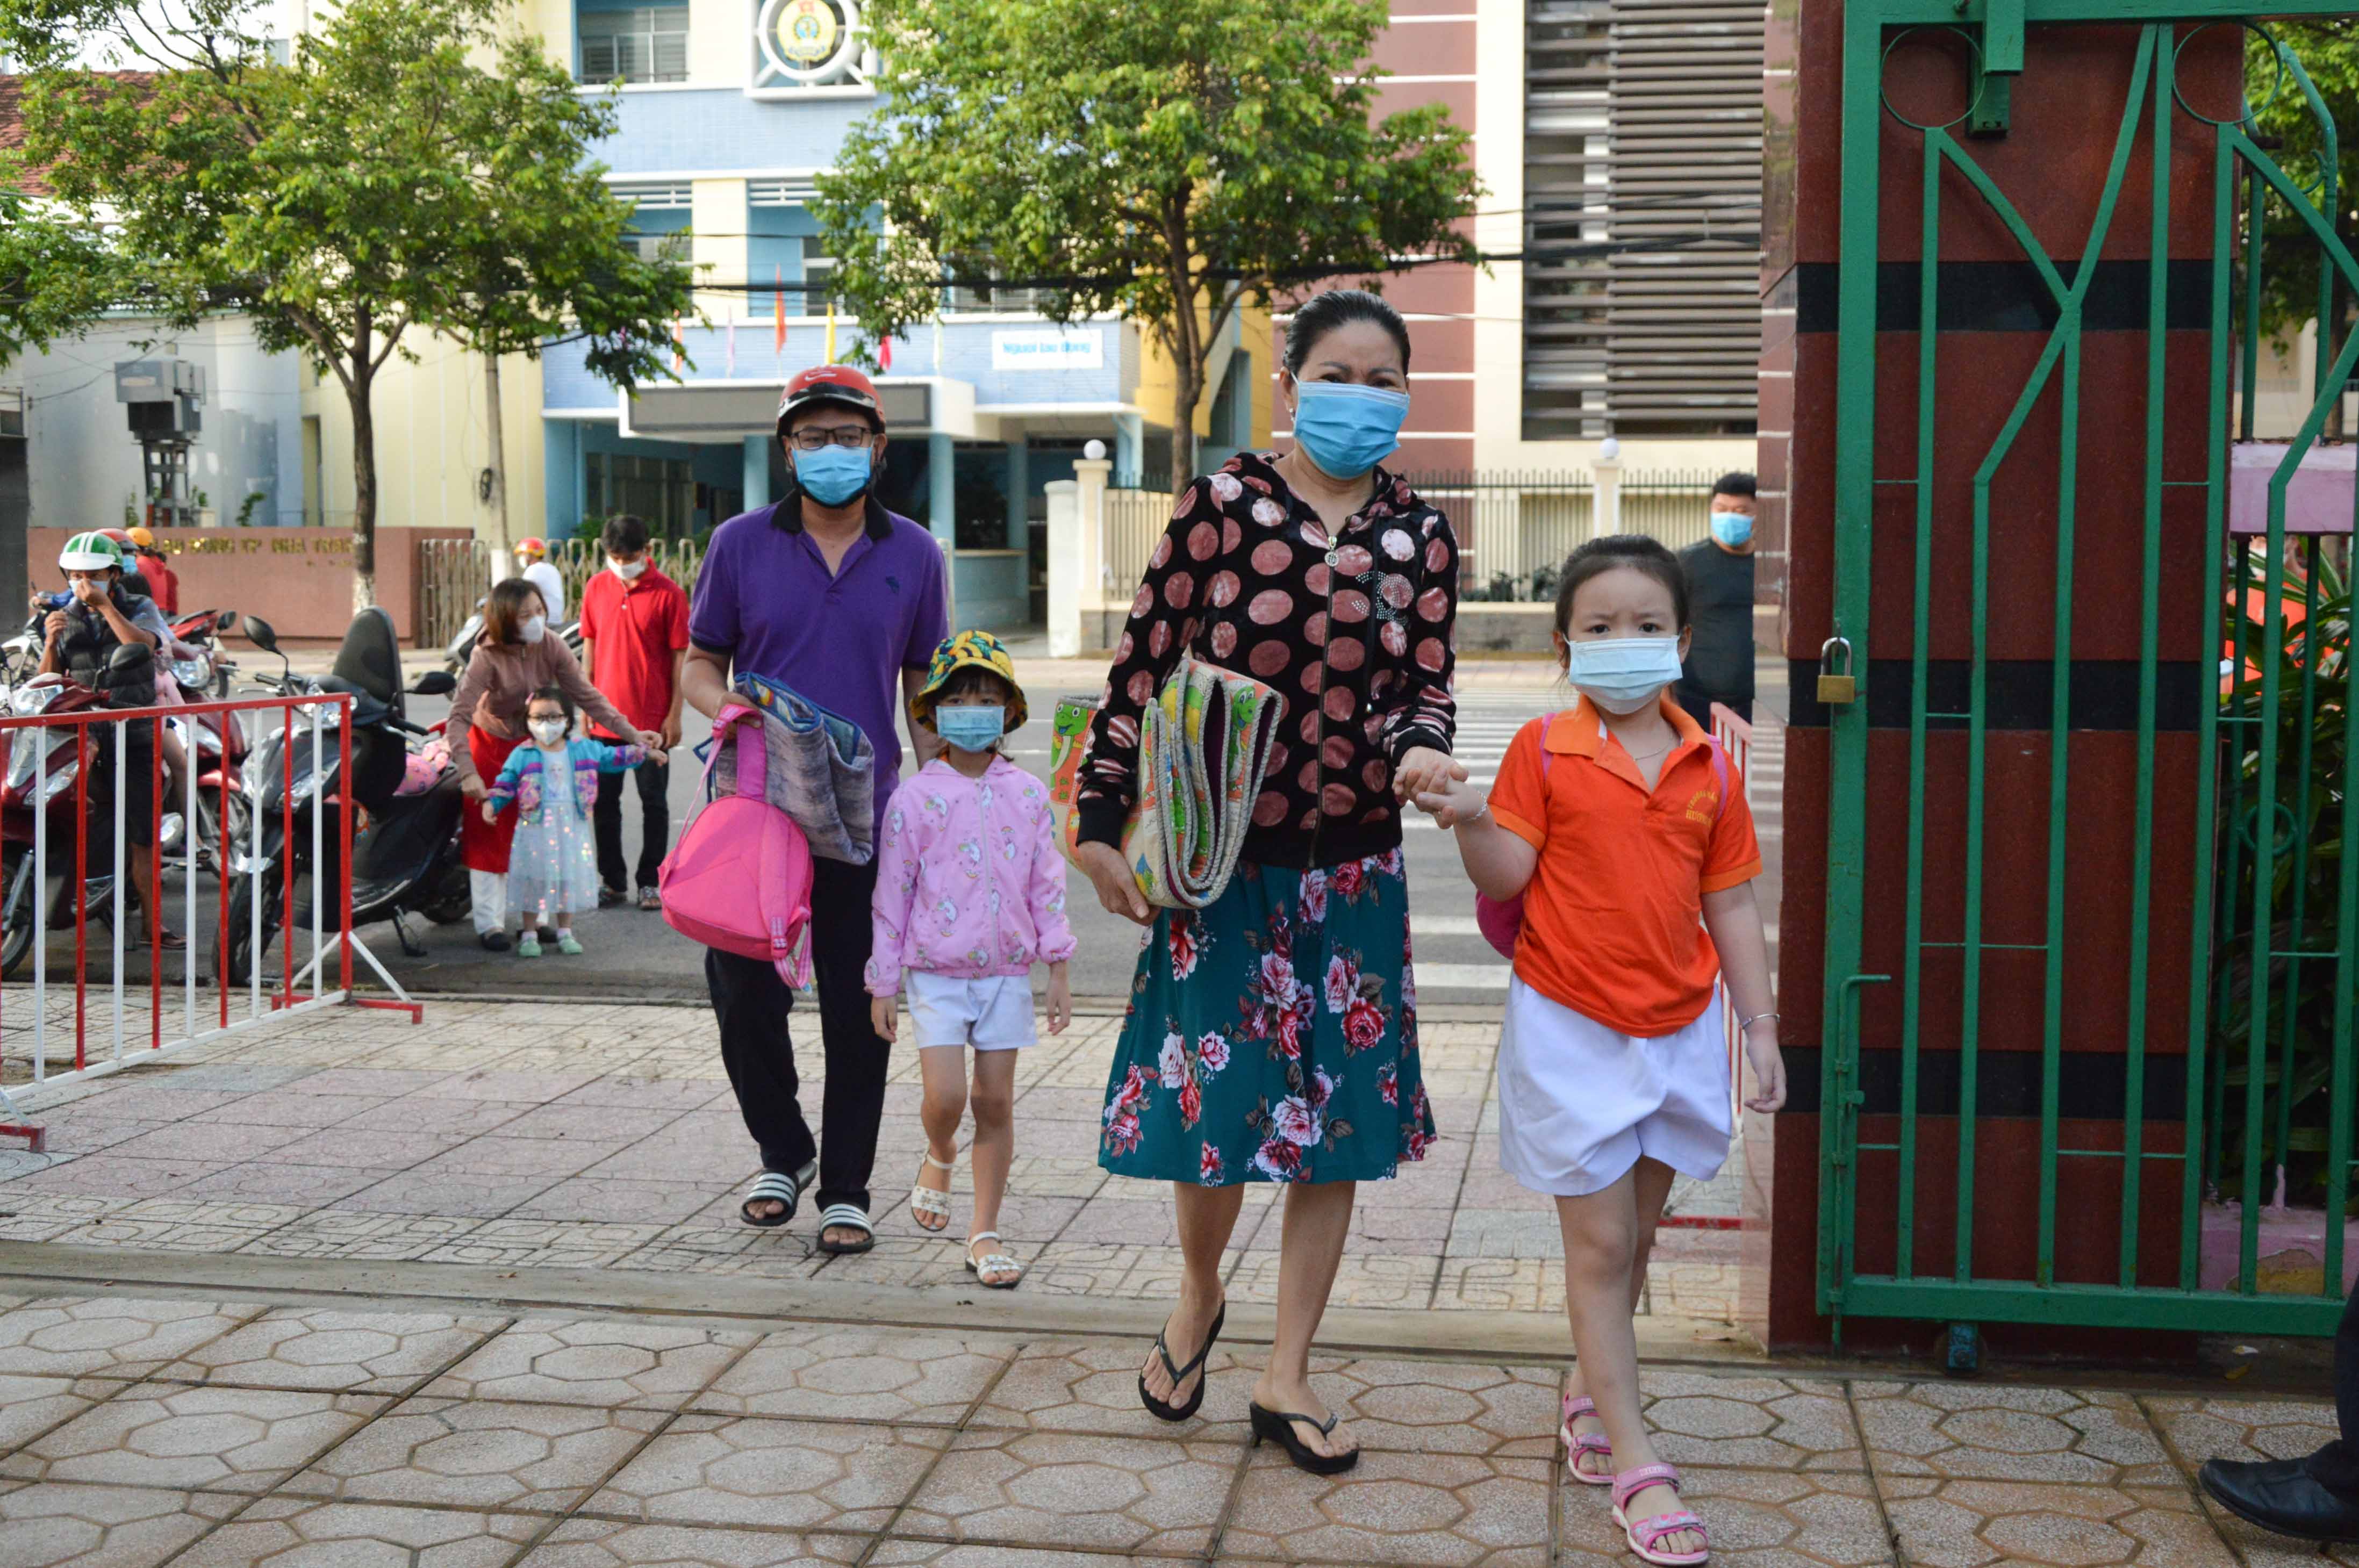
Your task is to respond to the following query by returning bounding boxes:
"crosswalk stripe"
[1413,962,1513,990]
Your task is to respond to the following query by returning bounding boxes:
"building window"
[585,452,697,536]
[579,4,689,84]
[1523,0,1761,438]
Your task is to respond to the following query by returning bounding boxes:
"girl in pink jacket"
[867,632,1075,1289]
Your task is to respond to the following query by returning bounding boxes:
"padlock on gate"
[1817,636,1858,706]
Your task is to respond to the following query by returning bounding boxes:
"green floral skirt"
[1098,850,1438,1186]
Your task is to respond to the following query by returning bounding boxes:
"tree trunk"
[484,350,511,554]
[1168,363,1201,499]
[348,361,379,612]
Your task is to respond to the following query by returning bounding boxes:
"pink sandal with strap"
[1560,1392,1614,1484]
[1612,1462,1708,1566]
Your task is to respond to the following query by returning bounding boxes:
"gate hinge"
[1956,0,2021,136]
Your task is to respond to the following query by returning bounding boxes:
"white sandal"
[964,1231,1024,1289]
[909,1153,955,1232]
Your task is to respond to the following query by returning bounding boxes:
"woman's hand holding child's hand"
[869,995,897,1044]
[1743,1023,1788,1114]
[1393,746,1467,803]
[1413,772,1489,831]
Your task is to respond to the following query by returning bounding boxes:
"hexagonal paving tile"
[519,1517,868,1566]
[1216,1448,1551,1566]
[1853,1383,2177,1484]
[170,1497,542,1567]
[870,1545,1160,1567]
[1555,1467,1897,1567]
[898,1429,1237,1558]
[694,1326,1019,1424]
[1634,1369,1865,1471]
[422,1318,756,1409]
[156,1308,509,1393]
[579,1414,949,1531]
[0,1377,119,1459]
[0,1383,383,1493]
[1310,1358,1560,1458]
[1877,1476,2236,1568]
[965,1337,1257,1441]
[0,1480,240,1568]
[0,1296,257,1378]
[283,1397,668,1513]
[2145,1393,2341,1469]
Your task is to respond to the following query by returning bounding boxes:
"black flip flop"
[738,1159,818,1229]
[1138,1303,1225,1421]
[1250,1401,1360,1475]
[815,1203,876,1254]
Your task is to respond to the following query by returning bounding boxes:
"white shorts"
[1496,976,1732,1198]
[904,972,1037,1051]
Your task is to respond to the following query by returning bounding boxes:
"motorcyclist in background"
[31,532,180,947]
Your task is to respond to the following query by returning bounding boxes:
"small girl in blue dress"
[483,686,664,955]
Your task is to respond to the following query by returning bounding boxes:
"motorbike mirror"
[410,669,457,697]
[241,616,279,653]
[216,609,235,632]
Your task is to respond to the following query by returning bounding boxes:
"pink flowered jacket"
[864,756,1078,995]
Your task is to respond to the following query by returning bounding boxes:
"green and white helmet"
[58,532,124,573]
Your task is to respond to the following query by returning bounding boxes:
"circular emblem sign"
[775,0,839,67]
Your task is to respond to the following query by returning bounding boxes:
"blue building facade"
[533,2,1263,629]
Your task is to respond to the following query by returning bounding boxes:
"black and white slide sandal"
[815,1203,876,1254]
[739,1159,818,1228]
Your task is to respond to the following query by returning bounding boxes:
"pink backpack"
[1474,713,1733,959]
[660,702,815,987]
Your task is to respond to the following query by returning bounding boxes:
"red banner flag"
[773,265,786,355]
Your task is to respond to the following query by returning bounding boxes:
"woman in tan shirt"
[452,578,658,950]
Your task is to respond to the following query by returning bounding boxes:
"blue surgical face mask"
[794,445,872,507]
[1564,636,1685,715]
[1290,380,1410,480]
[1710,509,1754,548]
[934,705,1006,753]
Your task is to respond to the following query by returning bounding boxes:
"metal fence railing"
[1098,469,1723,606]
[417,540,492,650]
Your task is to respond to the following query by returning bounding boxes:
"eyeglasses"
[788,427,874,452]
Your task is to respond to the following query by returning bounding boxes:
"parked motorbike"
[214,608,462,983]
[0,652,177,978]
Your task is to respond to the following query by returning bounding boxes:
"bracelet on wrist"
[1739,1011,1780,1032]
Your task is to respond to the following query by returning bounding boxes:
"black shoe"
[2202,1456,2359,1543]
[597,884,626,909]
[479,930,512,952]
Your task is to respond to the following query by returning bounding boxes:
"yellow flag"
[824,301,837,365]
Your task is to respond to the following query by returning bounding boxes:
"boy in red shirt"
[578,513,689,909]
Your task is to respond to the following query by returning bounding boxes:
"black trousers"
[594,758,670,893]
[706,855,889,1214]
[2310,1287,2359,1495]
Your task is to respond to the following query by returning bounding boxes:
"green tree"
[2248,21,2359,428]
[6,0,693,604]
[814,0,1481,493]
[0,185,128,368]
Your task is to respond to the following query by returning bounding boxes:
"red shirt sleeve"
[577,576,606,644]
[666,582,691,650]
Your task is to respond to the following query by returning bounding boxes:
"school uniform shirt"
[579,565,690,740]
[1487,694,1762,1038]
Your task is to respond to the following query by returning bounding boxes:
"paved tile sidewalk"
[0,998,1743,1322]
[0,1286,2341,1567]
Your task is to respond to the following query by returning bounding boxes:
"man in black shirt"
[1675,472,1758,729]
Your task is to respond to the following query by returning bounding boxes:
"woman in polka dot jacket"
[1073,288,1464,1476]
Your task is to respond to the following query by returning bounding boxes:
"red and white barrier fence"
[1712,699,1756,1125]
[0,688,417,1149]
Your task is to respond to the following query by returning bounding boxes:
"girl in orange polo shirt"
[1417,535,1784,1567]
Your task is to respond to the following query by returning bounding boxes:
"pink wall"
[25,527,474,645]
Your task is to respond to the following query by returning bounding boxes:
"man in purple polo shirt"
[683,364,948,1251]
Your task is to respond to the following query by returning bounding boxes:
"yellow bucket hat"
[913,630,1028,731]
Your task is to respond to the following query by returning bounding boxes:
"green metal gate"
[1822,1,2356,1335]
